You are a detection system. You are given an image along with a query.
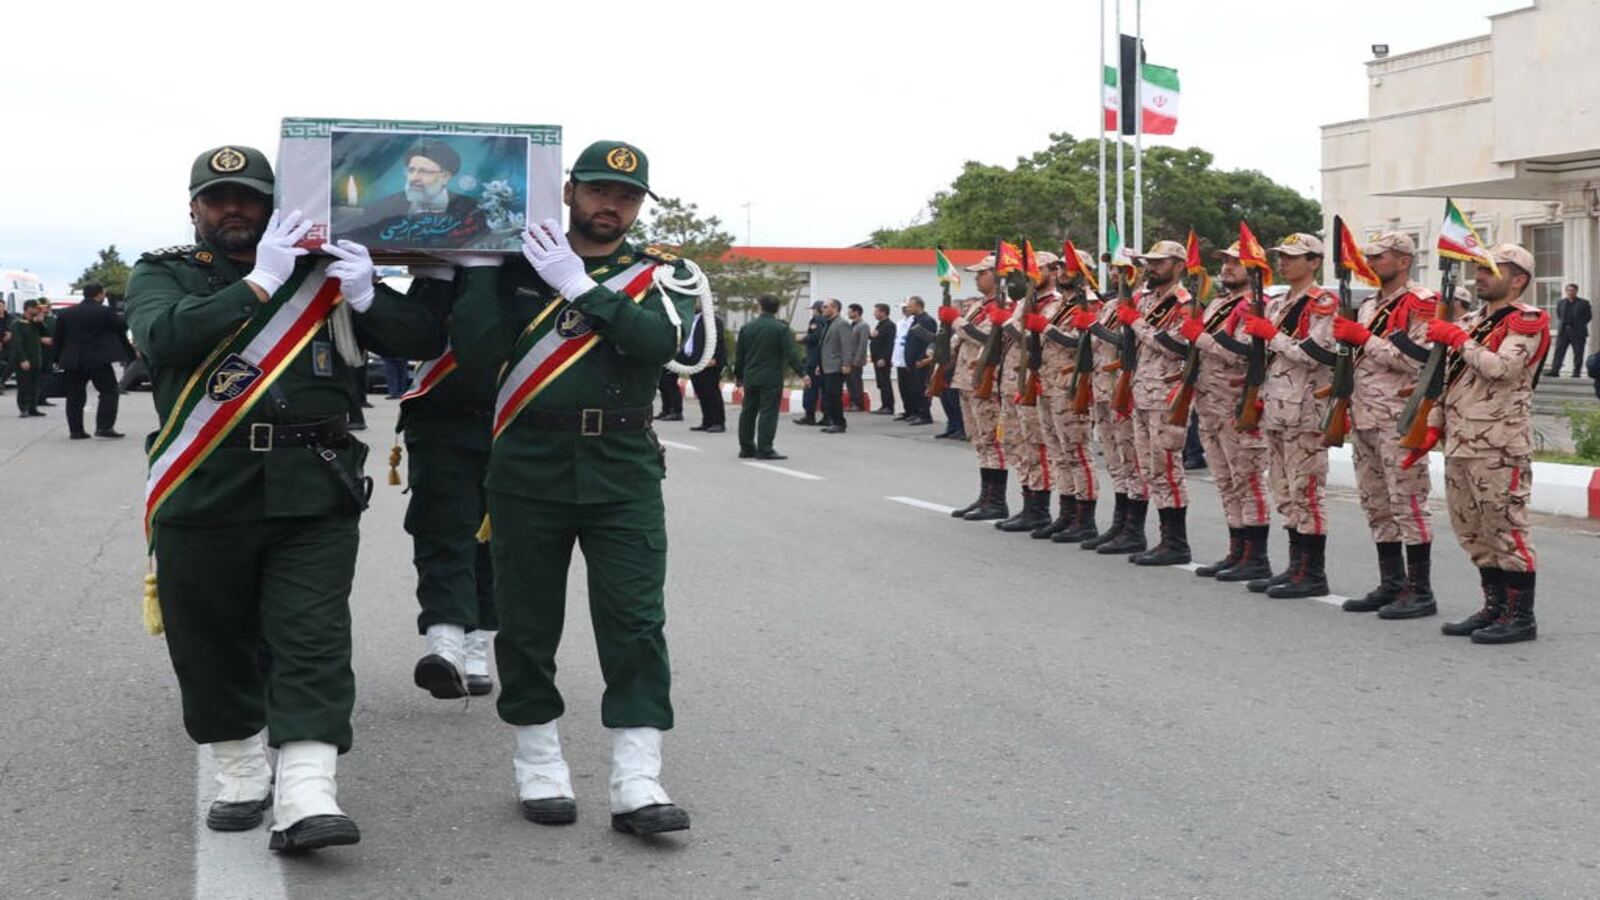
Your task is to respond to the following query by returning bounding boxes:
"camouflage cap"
[1488,243,1535,276]
[571,140,655,198]
[964,255,997,273]
[1072,248,1098,272]
[1035,250,1061,267]
[189,145,274,199]
[1214,240,1243,259]
[1270,233,1325,256]
[1362,231,1416,256]
[1134,240,1187,262]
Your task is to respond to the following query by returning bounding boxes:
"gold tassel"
[142,568,164,636]
[475,513,492,543]
[387,440,403,487]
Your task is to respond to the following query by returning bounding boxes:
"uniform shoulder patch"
[641,245,681,263]
[1307,293,1338,315]
[140,244,197,262]
[1408,286,1437,301]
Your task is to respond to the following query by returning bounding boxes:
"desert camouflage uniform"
[952,294,1010,471]
[1090,298,1145,501]
[1194,291,1271,529]
[1262,285,1338,535]
[1350,283,1436,545]
[1126,284,1192,510]
[1039,290,1101,502]
[998,292,1056,493]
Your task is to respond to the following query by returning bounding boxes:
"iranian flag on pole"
[1103,64,1180,135]
[934,247,960,287]
[1437,198,1499,276]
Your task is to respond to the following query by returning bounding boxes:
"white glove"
[244,209,313,297]
[323,239,376,313]
[521,220,596,299]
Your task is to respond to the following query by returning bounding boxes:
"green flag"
[934,247,961,287]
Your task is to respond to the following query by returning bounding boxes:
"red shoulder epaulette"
[1506,304,1550,336]
[1401,291,1438,322]
[1306,292,1338,316]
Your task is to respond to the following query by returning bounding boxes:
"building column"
[1560,189,1598,346]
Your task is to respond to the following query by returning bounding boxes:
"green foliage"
[631,198,805,316]
[1565,404,1600,461]
[73,245,132,298]
[872,133,1322,256]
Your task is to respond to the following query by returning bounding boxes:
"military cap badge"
[605,146,639,173]
[210,147,248,174]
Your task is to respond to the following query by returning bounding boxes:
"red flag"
[1333,215,1381,288]
[1237,221,1273,287]
[1183,229,1211,300]
[1022,239,1042,285]
[1061,238,1100,293]
[996,240,1024,277]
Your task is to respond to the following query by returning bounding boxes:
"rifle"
[1234,268,1267,430]
[925,270,955,398]
[1069,287,1096,414]
[1015,256,1042,405]
[1396,258,1456,448]
[1108,268,1137,417]
[973,239,1007,400]
[1320,266,1357,447]
[1166,274,1204,426]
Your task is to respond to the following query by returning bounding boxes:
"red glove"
[937,305,960,324]
[1070,310,1098,330]
[1024,313,1048,333]
[1242,314,1278,340]
[1179,314,1204,343]
[1116,305,1142,326]
[1332,316,1371,347]
[1400,427,1441,469]
[1426,318,1470,350]
[987,307,1011,326]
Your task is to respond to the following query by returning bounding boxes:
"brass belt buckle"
[580,408,604,436]
[249,422,273,452]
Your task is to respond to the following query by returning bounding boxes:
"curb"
[1324,445,1599,520]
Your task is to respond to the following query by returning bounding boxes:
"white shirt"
[891,317,909,368]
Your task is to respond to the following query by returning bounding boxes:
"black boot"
[1343,542,1405,612]
[1080,494,1124,550]
[951,470,987,518]
[1055,498,1098,543]
[1133,506,1191,566]
[964,469,1010,521]
[1249,528,1298,593]
[1269,533,1329,598]
[1196,527,1243,577]
[1443,568,1506,636]
[1216,525,1273,582]
[997,488,1052,532]
[1471,571,1537,643]
[1033,495,1077,539]
[1379,543,1437,619]
[1097,498,1148,554]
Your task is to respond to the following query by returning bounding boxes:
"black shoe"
[1471,572,1537,644]
[1248,529,1299,592]
[206,796,271,832]
[69,432,91,440]
[28,410,47,417]
[94,430,125,439]
[1080,494,1126,550]
[269,815,361,852]
[934,430,955,439]
[611,803,690,835]
[755,451,787,460]
[996,488,1051,533]
[1377,592,1437,619]
[1343,542,1405,612]
[876,409,897,416]
[1183,457,1207,470]
[792,416,818,426]
[947,431,967,441]
[659,412,683,421]
[1097,500,1148,555]
[702,424,726,433]
[820,425,846,434]
[1032,497,1077,539]
[1132,507,1191,566]
[963,469,1010,521]
[689,424,708,431]
[413,654,467,699]
[738,448,755,458]
[1444,568,1505,636]
[1268,534,1329,598]
[466,674,494,696]
[36,399,54,406]
[521,797,578,825]
[1195,528,1243,577]
[1215,527,1273,582]
[909,416,935,425]
[951,471,988,518]
[1055,498,1098,544]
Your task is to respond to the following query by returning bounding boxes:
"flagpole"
[1114,0,1125,256]
[1133,0,1144,253]
[1098,0,1108,288]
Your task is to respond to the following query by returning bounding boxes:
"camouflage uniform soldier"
[1330,232,1438,618]
[1078,261,1147,552]
[1239,233,1339,598]
[994,251,1060,533]
[1405,243,1549,644]
[948,257,1013,521]
[1120,241,1195,565]
[1186,242,1273,581]
[1034,249,1103,543]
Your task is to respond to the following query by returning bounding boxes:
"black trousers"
[657,370,683,415]
[800,368,821,418]
[64,364,118,435]
[845,368,865,410]
[14,366,39,413]
[903,366,931,418]
[690,363,725,426]
[939,387,963,433]
[874,363,896,413]
[821,372,846,428]
[1550,334,1587,375]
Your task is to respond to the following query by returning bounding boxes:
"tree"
[630,198,805,319]
[73,245,132,299]
[872,133,1322,258]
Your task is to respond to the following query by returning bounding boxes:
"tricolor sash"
[144,262,343,538]
[492,260,659,439]
[401,346,457,401]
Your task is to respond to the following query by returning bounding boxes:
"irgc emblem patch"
[210,147,248,174]
[556,308,593,339]
[207,354,263,402]
[605,146,638,173]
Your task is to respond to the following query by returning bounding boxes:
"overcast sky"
[2,0,1524,294]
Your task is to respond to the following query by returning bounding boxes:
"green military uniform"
[398,276,498,638]
[9,308,42,415]
[127,156,445,754]
[734,311,804,455]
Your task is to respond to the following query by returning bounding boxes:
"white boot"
[464,629,495,695]
[608,727,673,814]
[270,741,344,832]
[514,722,577,825]
[209,730,272,803]
[414,624,467,698]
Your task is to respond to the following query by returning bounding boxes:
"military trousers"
[738,385,782,454]
[1265,428,1329,536]
[960,390,1005,469]
[154,514,359,751]
[1196,404,1270,528]
[1133,407,1188,509]
[13,367,39,414]
[1445,456,1537,572]
[488,490,673,730]
[404,434,497,634]
[999,395,1050,491]
[1094,402,1145,500]
[1350,427,1433,546]
[1039,392,1097,500]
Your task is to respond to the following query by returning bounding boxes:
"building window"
[1525,223,1564,312]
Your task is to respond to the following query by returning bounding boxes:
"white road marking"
[1309,593,1350,607]
[193,747,286,900]
[659,440,700,451]
[886,496,958,514]
[744,462,824,481]
[1170,562,1204,572]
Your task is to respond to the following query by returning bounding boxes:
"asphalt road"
[2,392,1599,899]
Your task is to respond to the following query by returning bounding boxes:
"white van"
[2,270,47,314]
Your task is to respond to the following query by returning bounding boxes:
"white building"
[725,247,986,329]
[1321,0,1599,342]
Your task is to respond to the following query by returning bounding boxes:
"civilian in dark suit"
[869,303,898,415]
[657,369,683,420]
[53,282,133,439]
[1550,284,1593,377]
[901,297,938,425]
[794,300,826,425]
[685,312,727,432]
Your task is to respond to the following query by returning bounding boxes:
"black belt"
[222,418,350,452]
[522,406,652,436]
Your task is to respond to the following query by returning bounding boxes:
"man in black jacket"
[794,300,826,425]
[1550,284,1593,377]
[901,297,937,425]
[869,303,897,416]
[53,282,134,438]
[686,312,727,432]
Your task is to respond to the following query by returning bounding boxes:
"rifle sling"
[1090,323,1121,345]
[1389,331,1429,363]
[1154,332,1190,356]
[1213,332,1250,356]
[1044,330,1079,350]
[909,325,938,342]
[1298,339,1339,367]
[960,323,987,343]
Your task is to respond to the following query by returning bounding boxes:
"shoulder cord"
[657,258,718,376]
[328,302,365,368]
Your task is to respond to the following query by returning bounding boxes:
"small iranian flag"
[1106,222,1137,268]
[934,247,960,287]
[1103,64,1180,135]
[1437,198,1499,276]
